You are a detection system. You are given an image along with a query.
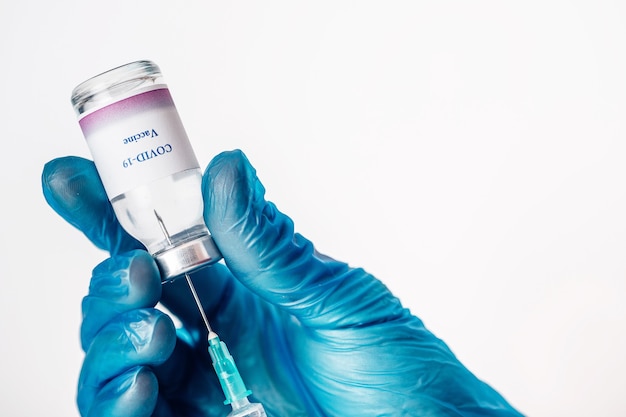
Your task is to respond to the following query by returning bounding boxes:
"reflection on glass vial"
[71,60,222,281]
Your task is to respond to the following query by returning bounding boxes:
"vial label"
[79,88,199,198]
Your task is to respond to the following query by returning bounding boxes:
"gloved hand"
[42,149,523,417]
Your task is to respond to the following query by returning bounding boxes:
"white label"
[79,88,199,198]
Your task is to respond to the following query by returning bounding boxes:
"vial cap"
[155,234,223,282]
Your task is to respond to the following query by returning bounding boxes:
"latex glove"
[42,150,523,417]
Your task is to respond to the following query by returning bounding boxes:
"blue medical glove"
[42,150,523,417]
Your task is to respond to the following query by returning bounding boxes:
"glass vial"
[71,60,222,282]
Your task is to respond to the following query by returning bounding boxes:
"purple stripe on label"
[79,88,173,136]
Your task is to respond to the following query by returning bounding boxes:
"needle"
[185,272,212,333]
[154,210,212,333]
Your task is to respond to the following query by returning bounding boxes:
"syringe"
[208,331,267,417]
[185,279,267,417]
[155,211,267,417]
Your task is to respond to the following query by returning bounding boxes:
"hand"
[42,150,523,417]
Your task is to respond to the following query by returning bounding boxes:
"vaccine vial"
[71,60,222,282]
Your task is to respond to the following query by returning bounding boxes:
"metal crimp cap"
[154,234,222,282]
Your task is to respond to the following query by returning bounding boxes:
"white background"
[1,1,625,416]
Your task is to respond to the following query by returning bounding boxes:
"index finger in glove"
[41,156,141,255]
